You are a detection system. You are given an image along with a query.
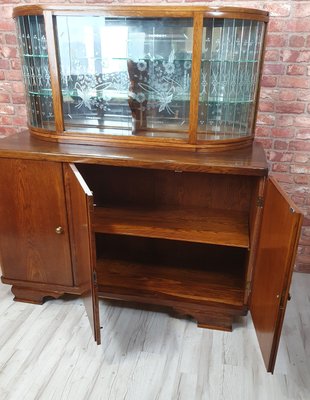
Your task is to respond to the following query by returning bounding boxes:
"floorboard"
[0,272,309,400]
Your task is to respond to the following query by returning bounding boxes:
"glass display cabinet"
[14,5,268,150]
[0,5,303,375]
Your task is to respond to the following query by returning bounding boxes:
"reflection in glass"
[198,18,265,139]
[56,16,193,137]
[17,16,54,129]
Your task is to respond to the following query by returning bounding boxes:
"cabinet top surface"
[13,5,269,17]
[0,131,268,176]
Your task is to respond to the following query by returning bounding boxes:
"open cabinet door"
[250,177,302,373]
[64,163,101,344]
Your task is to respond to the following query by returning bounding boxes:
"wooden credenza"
[0,132,302,373]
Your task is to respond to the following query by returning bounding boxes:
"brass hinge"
[246,281,251,292]
[257,196,264,208]
[93,271,97,284]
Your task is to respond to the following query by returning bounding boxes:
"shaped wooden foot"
[11,286,64,305]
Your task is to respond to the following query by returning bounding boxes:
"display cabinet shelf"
[93,206,249,248]
[96,257,245,308]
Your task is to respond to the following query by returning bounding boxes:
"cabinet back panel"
[76,164,255,212]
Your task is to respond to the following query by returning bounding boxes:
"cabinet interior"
[76,163,259,311]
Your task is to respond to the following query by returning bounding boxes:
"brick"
[272,163,289,173]
[0,105,14,115]
[281,50,310,63]
[275,102,305,114]
[0,20,15,32]
[294,3,310,18]
[289,141,310,152]
[13,105,27,117]
[263,64,285,75]
[296,129,310,139]
[0,93,10,103]
[268,19,285,33]
[255,126,271,137]
[266,34,286,48]
[260,88,279,101]
[269,151,293,162]
[290,165,310,174]
[289,35,305,47]
[279,89,296,101]
[5,70,22,81]
[5,33,17,45]
[294,175,309,184]
[279,76,310,89]
[11,81,24,93]
[0,115,12,125]
[271,127,294,138]
[287,65,306,76]
[274,140,289,150]
[271,172,293,184]
[261,76,277,87]
[264,50,279,62]
[291,195,306,205]
[12,116,27,126]
[256,114,275,126]
[277,115,294,126]
[12,93,26,104]
[0,81,12,92]
[287,18,310,32]
[295,154,309,163]
[307,35,310,48]
[297,90,310,102]
[295,116,310,127]
[282,50,299,63]
[264,3,291,17]
[10,58,21,70]
[0,6,14,19]
[0,45,18,59]
[258,101,274,112]
[0,59,10,69]
[296,51,310,63]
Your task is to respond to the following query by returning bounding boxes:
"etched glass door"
[17,16,55,130]
[56,16,193,139]
[198,18,265,140]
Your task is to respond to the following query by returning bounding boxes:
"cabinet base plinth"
[11,286,64,305]
[101,297,242,332]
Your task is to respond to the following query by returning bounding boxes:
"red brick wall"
[0,0,309,272]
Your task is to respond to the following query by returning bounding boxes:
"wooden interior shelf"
[93,206,249,248]
[96,257,245,309]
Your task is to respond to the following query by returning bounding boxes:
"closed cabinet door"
[0,159,73,286]
[250,177,303,373]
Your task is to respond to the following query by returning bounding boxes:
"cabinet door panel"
[0,159,72,286]
[64,163,101,344]
[250,177,302,373]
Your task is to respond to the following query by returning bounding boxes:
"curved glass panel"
[198,18,265,140]
[56,16,193,138]
[17,16,55,129]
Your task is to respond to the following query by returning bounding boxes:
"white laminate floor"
[0,272,309,400]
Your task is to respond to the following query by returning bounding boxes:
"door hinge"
[93,271,97,284]
[246,281,251,292]
[257,196,264,208]
[277,292,286,310]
